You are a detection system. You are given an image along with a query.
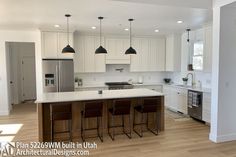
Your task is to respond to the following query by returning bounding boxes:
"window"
[192,41,203,70]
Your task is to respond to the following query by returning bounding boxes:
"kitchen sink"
[175,84,193,88]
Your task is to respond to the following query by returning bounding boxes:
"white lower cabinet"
[202,92,211,123]
[163,86,188,114]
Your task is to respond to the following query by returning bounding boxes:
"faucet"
[186,73,195,86]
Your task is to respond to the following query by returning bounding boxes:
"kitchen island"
[36,88,164,142]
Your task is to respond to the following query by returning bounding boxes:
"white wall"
[210,3,236,143]
[75,64,167,85]
[0,30,42,115]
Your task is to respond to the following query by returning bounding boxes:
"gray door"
[43,60,58,92]
[58,60,74,92]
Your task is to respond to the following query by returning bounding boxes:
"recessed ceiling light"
[91,26,96,29]
[177,20,183,24]
[154,29,159,33]
[124,28,129,31]
[54,24,60,28]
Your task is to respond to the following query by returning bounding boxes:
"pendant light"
[62,14,75,53]
[186,28,193,71]
[95,16,107,54]
[125,19,136,55]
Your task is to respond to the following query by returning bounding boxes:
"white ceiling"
[0,0,213,35]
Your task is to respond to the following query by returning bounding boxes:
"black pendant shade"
[125,18,136,55]
[125,46,136,54]
[62,14,75,54]
[95,46,107,54]
[95,16,107,54]
[62,44,75,53]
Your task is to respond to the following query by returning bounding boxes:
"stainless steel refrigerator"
[43,59,74,93]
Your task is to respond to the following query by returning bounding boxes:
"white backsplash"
[166,71,212,88]
[75,65,167,85]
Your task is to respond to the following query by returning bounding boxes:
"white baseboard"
[210,133,236,143]
[0,110,10,116]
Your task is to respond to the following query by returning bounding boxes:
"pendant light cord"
[67,16,69,45]
[100,18,102,46]
[130,20,132,47]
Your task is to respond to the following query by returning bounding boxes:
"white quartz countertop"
[163,84,211,93]
[36,88,164,103]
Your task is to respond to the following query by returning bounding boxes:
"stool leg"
[97,117,103,142]
[69,120,72,142]
[51,120,54,142]
[112,115,115,140]
[129,114,132,138]
[81,115,84,142]
[147,112,158,136]
[140,113,143,137]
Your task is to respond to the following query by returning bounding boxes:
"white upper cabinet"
[41,31,74,59]
[74,35,106,73]
[165,34,181,71]
[105,37,130,64]
[203,26,212,73]
[130,37,165,72]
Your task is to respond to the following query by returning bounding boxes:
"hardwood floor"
[1,103,236,157]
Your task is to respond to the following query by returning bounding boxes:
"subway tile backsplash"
[75,64,212,88]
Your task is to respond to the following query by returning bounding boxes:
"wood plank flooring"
[1,102,236,157]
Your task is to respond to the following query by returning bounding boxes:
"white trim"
[0,110,10,116]
[210,133,236,143]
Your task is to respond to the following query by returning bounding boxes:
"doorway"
[6,42,36,105]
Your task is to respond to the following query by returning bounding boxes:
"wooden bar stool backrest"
[142,97,161,113]
[112,99,131,115]
[84,101,103,118]
[50,103,72,120]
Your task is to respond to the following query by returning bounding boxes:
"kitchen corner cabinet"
[165,34,181,71]
[130,37,165,72]
[202,92,211,123]
[74,35,106,73]
[41,31,74,59]
[105,37,130,64]
[163,85,188,114]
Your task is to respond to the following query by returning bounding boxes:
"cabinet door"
[130,38,141,71]
[105,37,130,63]
[42,32,58,58]
[84,36,96,72]
[94,36,106,72]
[203,26,212,73]
[163,86,172,108]
[57,32,74,59]
[177,88,188,114]
[156,38,166,71]
[74,35,85,73]
[203,92,211,123]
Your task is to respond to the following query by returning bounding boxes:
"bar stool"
[108,99,132,140]
[133,97,160,137]
[81,101,103,142]
[50,103,72,142]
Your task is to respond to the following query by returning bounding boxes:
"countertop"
[35,88,164,103]
[163,84,211,93]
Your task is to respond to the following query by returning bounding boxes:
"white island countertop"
[35,88,164,103]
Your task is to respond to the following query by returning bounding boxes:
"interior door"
[21,56,36,101]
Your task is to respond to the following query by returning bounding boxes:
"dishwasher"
[188,90,203,121]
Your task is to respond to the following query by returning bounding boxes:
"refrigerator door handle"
[58,62,61,92]
[56,64,59,92]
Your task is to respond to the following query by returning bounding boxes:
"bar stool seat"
[108,99,132,140]
[81,101,103,142]
[50,103,72,142]
[133,97,160,137]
